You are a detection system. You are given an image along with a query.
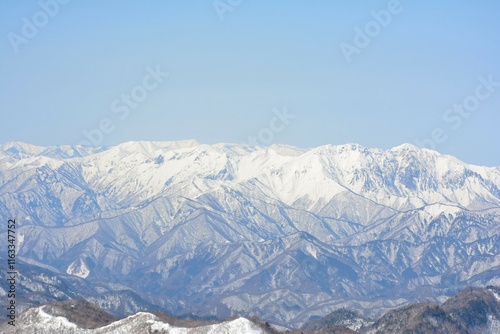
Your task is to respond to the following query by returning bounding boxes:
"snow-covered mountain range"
[0,141,499,326]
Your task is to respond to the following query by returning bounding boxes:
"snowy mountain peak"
[0,141,46,156]
[391,142,421,151]
[114,139,202,153]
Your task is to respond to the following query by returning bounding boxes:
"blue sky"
[1,1,499,166]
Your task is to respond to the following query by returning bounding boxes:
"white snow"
[35,308,79,330]
[66,259,90,279]
[2,140,500,329]
[487,315,500,334]
[4,308,265,334]
[307,244,318,259]
[3,140,499,214]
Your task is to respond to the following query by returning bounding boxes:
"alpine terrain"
[0,141,499,327]
[2,286,500,333]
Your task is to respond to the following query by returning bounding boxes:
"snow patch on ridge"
[307,244,318,259]
[66,259,90,279]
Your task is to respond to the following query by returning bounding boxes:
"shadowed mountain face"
[1,286,499,333]
[302,308,369,332]
[365,286,500,334]
[442,286,500,332]
[0,141,499,326]
[369,302,468,334]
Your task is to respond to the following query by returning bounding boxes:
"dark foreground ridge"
[1,285,499,333]
[366,286,500,334]
[40,299,119,329]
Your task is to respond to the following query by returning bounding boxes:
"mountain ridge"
[0,141,499,326]
[2,286,499,333]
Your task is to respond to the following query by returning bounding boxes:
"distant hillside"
[1,286,499,333]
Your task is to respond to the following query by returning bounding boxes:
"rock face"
[0,141,499,326]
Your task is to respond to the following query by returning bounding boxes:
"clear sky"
[1,1,499,166]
